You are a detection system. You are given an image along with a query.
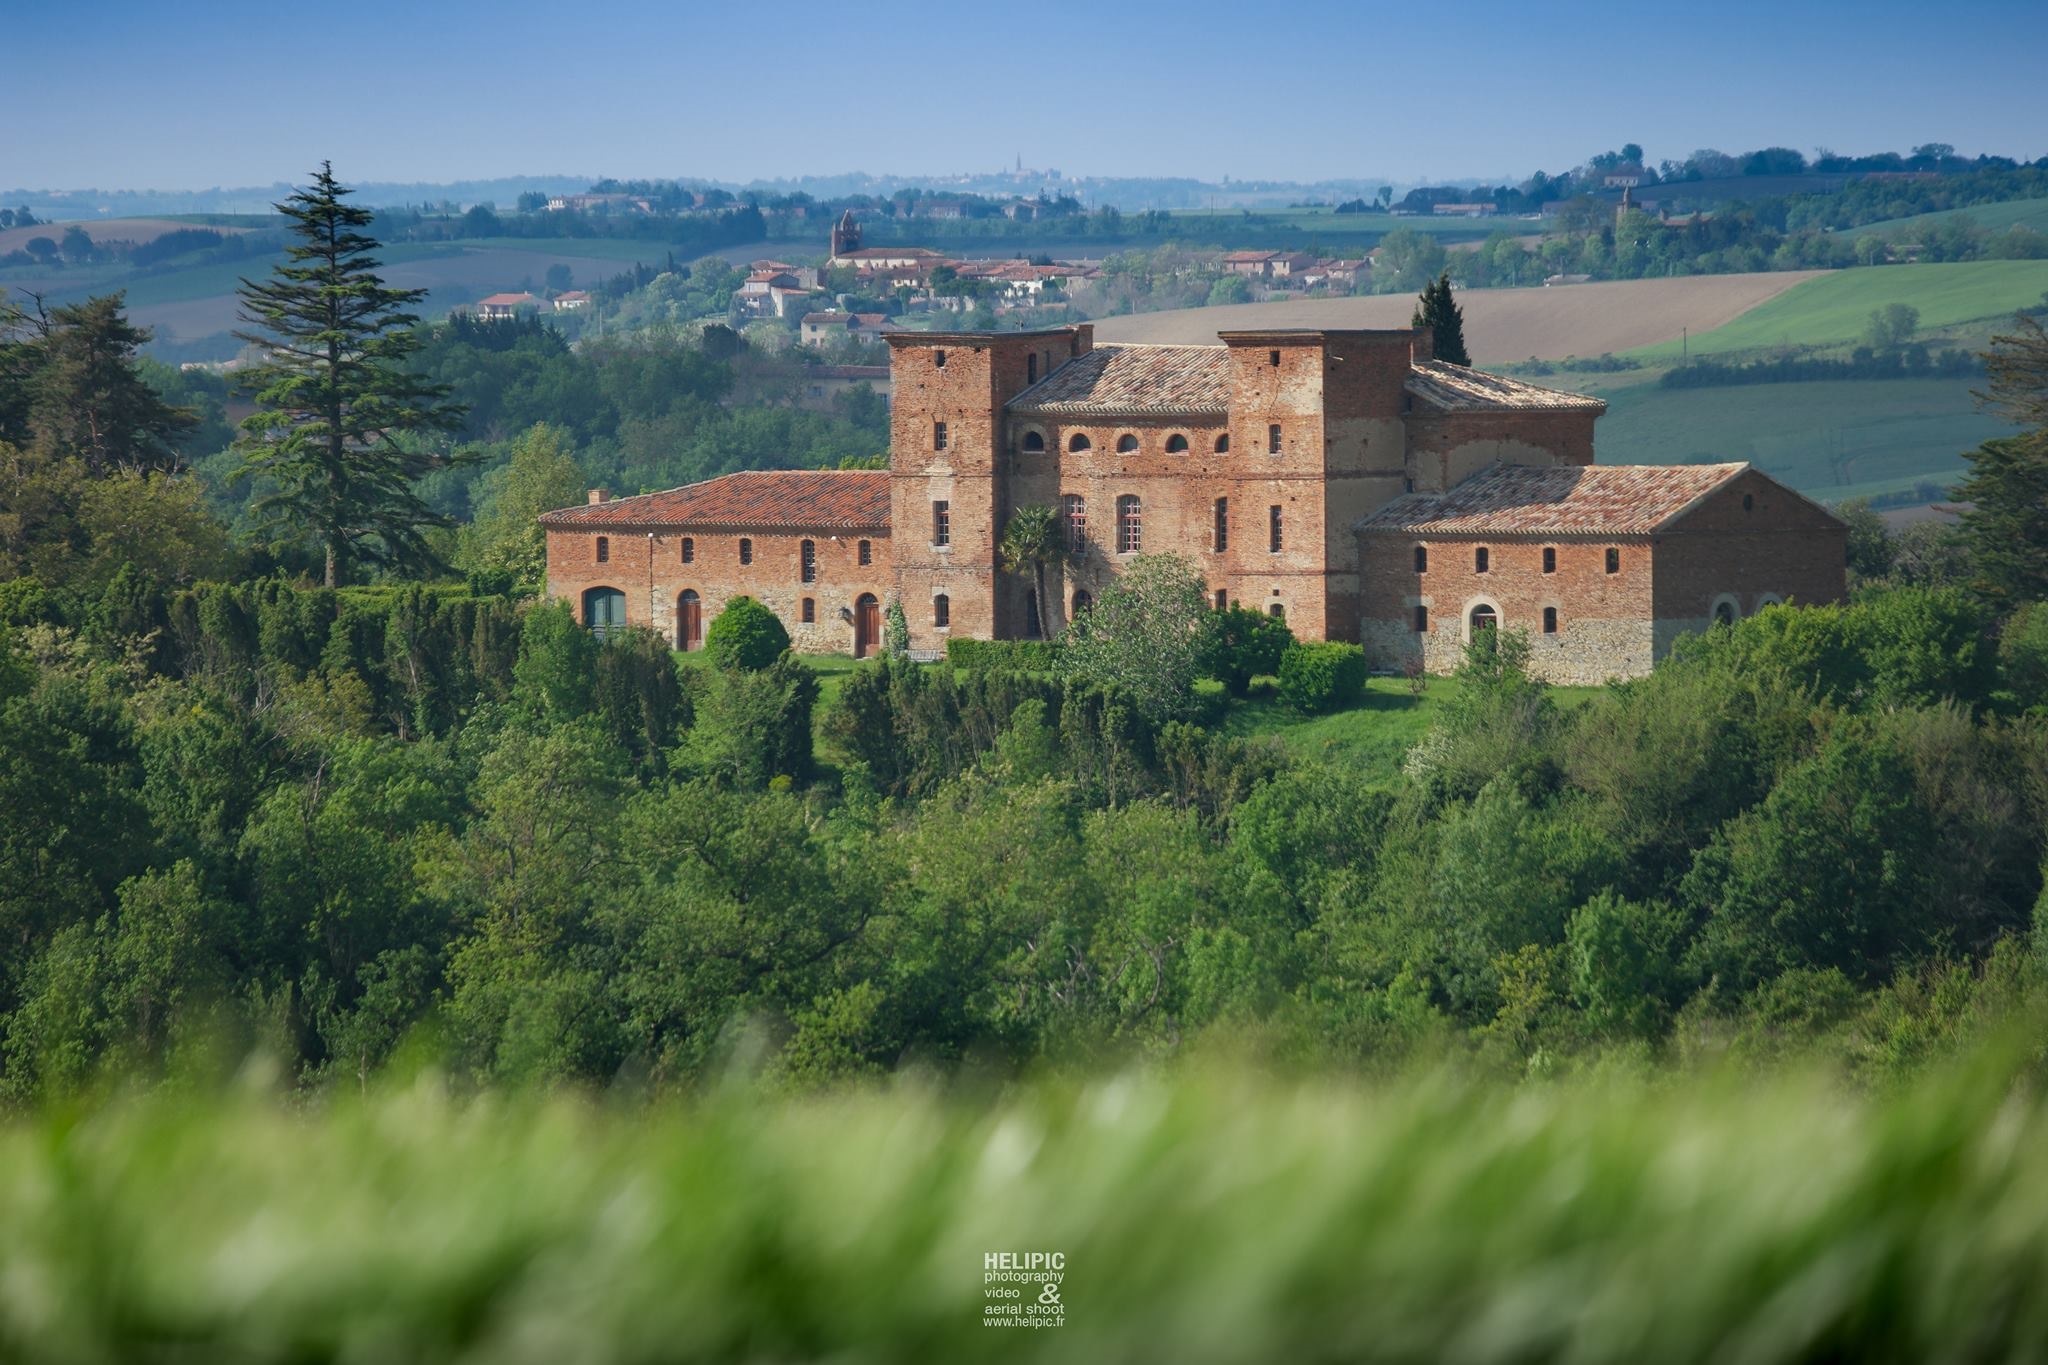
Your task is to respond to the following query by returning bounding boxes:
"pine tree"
[1411,271,1471,366]
[28,293,195,476]
[233,163,467,586]
[1957,315,2048,602]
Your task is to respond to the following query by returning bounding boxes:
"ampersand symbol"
[1038,1283,1061,1306]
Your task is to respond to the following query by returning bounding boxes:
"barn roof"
[539,470,890,533]
[1358,462,1768,535]
[1008,344,1231,417]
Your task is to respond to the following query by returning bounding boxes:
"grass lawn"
[1622,260,2048,362]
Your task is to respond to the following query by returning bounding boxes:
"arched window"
[1543,606,1558,634]
[1116,494,1142,554]
[1214,433,1230,454]
[1165,433,1190,454]
[595,535,610,564]
[1542,546,1556,574]
[1268,603,1285,619]
[1116,433,1140,454]
[1713,599,1737,627]
[1072,589,1093,616]
[1469,603,1499,634]
[1414,545,1428,573]
[801,539,817,583]
[933,593,951,628]
[1068,433,1091,453]
[583,586,626,638]
[1062,494,1087,553]
[1022,430,1045,453]
[858,538,873,566]
[676,589,702,650]
[801,597,816,624]
[1475,546,1490,574]
[739,538,753,565]
[680,537,694,564]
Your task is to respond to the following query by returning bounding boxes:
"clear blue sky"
[8,0,2046,188]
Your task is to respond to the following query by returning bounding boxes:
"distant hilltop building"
[475,292,542,320]
[541,327,1845,682]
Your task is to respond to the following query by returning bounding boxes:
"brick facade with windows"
[540,324,1845,680]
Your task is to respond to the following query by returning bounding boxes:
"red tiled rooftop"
[1009,344,1231,417]
[539,470,891,532]
[1405,360,1608,414]
[1359,462,1759,535]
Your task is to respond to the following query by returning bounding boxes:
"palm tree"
[999,504,1064,641]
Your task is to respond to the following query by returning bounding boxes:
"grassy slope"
[1862,196,2048,238]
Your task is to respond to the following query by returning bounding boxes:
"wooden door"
[678,590,702,650]
[854,593,880,658]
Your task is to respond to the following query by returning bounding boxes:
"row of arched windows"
[1414,543,1626,576]
[1022,430,1227,456]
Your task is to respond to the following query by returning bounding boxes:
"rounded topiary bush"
[1278,640,1367,714]
[704,595,790,672]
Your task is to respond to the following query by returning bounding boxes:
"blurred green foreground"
[3,1058,2047,1364]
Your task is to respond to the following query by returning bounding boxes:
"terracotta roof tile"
[1406,359,1606,413]
[1008,344,1230,417]
[1358,462,1753,535]
[540,470,890,532]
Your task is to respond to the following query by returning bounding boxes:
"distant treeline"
[1660,347,1983,389]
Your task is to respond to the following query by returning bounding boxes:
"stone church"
[541,324,1846,682]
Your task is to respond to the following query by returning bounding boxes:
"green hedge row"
[1278,640,1367,713]
[943,637,1058,671]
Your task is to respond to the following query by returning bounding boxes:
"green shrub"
[704,596,790,672]
[1277,640,1366,713]
[944,637,1056,671]
[1199,605,1293,696]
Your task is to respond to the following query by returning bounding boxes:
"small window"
[934,349,947,368]
[1415,604,1429,633]
[1215,433,1230,454]
[1116,433,1140,454]
[932,500,951,547]
[1069,433,1091,453]
[1268,349,1281,367]
[802,597,816,624]
[595,535,609,563]
[1414,545,1428,574]
[801,539,817,583]
[933,420,949,451]
[1605,547,1621,575]
[681,536,694,565]
[1072,589,1093,616]
[1267,423,1282,455]
[1022,430,1045,453]
[1268,603,1285,619]
[858,538,872,566]
[1543,606,1558,635]
[1475,547,1490,574]
[739,538,753,565]
[1063,494,1087,553]
[1542,546,1556,574]
[1166,433,1190,454]
[1714,600,1737,627]
[1742,493,1754,511]
[1269,504,1283,554]
[933,593,950,628]
[1117,494,1142,554]
[1027,354,1037,383]
[1215,589,1228,611]
[1214,497,1229,553]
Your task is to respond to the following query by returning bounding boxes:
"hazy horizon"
[10,0,2047,192]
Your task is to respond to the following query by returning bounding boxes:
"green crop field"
[6,1056,2048,1364]
[1624,260,2048,361]
[1589,374,2016,494]
[1862,196,2048,239]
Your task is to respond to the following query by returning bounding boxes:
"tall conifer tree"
[1412,271,1471,366]
[233,163,466,586]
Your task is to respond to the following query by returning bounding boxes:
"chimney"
[588,488,608,504]
[1409,326,1434,365]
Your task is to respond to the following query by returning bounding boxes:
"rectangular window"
[857,539,872,566]
[1475,546,1490,574]
[595,536,609,563]
[932,500,950,547]
[1543,606,1558,634]
[1414,545,1428,574]
[1117,495,1142,554]
[802,597,816,624]
[1215,589,1228,611]
[1269,504,1283,554]
[1267,423,1282,455]
[681,537,694,565]
[801,539,817,583]
[933,420,948,451]
[739,538,753,565]
[1415,604,1429,633]
[1028,354,1038,384]
[1542,546,1556,574]
[1214,497,1229,553]
[1606,547,1621,574]
[1268,349,1281,367]
[933,593,950,627]
[1063,494,1086,554]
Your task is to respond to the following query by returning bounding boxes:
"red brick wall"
[1404,410,1598,491]
[1651,469,1848,624]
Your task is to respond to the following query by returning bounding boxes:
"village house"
[799,311,893,346]
[541,325,1844,681]
[551,290,591,312]
[475,292,542,320]
[1222,250,1278,279]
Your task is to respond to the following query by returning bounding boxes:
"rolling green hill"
[1861,196,2048,239]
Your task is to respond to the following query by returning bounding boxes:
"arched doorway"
[853,593,881,659]
[1713,598,1738,627]
[677,589,702,650]
[1468,603,1499,635]
[583,586,626,639]
[1072,588,1093,617]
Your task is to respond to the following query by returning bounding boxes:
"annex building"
[540,324,1847,683]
